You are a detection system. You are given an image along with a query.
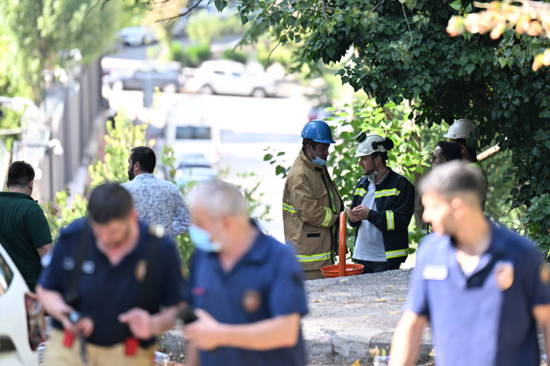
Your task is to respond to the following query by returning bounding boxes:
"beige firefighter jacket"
[283,149,344,271]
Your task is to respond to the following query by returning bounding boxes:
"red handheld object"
[63,330,74,348]
[338,211,346,277]
[125,337,139,356]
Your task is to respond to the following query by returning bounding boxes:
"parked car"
[184,60,277,98]
[119,26,157,47]
[165,98,220,165]
[173,153,217,186]
[105,66,185,93]
[0,244,45,366]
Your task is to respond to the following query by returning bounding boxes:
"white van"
[164,97,220,167]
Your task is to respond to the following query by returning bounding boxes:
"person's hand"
[119,308,153,339]
[183,309,223,351]
[60,312,94,338]
[351,205,370,221]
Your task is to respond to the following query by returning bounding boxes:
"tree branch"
[477,144,500,162]
[402,4,413,44]
[156,0,205,23]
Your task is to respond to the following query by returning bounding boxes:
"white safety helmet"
[443,119,478,140]
[355,133,394,157]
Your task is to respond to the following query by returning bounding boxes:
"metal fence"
[9,59,105,202]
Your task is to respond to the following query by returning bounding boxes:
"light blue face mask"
[309,150,326,167]
[189,225,221,253]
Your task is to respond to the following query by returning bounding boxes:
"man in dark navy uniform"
[390,161,550,366]
[183,179,308,366]
[37,183,187,366]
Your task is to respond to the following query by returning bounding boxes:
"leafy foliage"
[0,0,131,102]
[241,0,550,250]
[523,193,550,257]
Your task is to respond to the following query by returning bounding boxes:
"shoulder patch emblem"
[242,290,261,314]
[541,264,550,285]
[495,262,514,291]
[135,260,148,282]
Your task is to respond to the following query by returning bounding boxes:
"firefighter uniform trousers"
[44,328,157,366]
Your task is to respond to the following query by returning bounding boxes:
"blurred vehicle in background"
[172,153,217,186]
[184,60,277,98]
[165,98,220,166]
[119,26,157,47]
[0,244,45,366]
[104,66,185,93]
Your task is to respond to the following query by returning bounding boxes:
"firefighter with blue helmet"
[282,120,344,280]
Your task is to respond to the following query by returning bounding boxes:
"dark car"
[105,66,185,93]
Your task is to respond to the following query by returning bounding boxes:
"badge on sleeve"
[422,265,448,280]
[135,260,148,282]
[495,262,514,291]
[242,290,261,314]
[540,264,550,285]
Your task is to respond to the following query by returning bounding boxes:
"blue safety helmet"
[301,120,335,144]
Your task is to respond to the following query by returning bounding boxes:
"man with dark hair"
[444,119,488,209]
[122,146,190,238]
[283,120,343,280]
[390,161,550,366]
[431,141,462,167]
[348,134,415,273]
[0,161,52,292]
[37,183,187,366]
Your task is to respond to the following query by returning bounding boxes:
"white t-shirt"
[352,182,386,262]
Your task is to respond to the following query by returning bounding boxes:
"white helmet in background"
[443,119,478,140]
[355,133,394,157]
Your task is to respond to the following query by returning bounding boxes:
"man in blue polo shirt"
[389,161,550,366]
[183,179,308,366]
[37,183,187,366]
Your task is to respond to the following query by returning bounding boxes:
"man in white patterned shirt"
[122,146,190,238]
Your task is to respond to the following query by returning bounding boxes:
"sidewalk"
[161,269,435,365]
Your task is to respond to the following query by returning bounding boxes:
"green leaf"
[450,0,462,11]
[214,0,228,12]
[465,4,472,12]
[405,0,417,10]
[498,57,506,68]
[277,151,285,156]
[263,154,273,161]
[275,165,287,176]
[465,63,475,75]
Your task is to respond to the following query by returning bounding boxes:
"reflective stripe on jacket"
[348,169,415,268]
[283,149,344,271]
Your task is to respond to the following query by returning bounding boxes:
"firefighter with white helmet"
[282,120,344,280]
[444,119,488,209]
[347,133,415,273]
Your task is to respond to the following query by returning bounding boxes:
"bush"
[222,49,248,64]
[167,41,185,64]
[181,43,212,68]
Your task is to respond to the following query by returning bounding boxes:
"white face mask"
[366,170,379,183]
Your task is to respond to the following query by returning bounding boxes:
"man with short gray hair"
[183,179,308,366]
[390,161,550,366]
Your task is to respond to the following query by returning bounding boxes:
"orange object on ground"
[321,212,364,278]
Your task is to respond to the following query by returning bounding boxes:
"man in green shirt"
[0,161,52,292]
